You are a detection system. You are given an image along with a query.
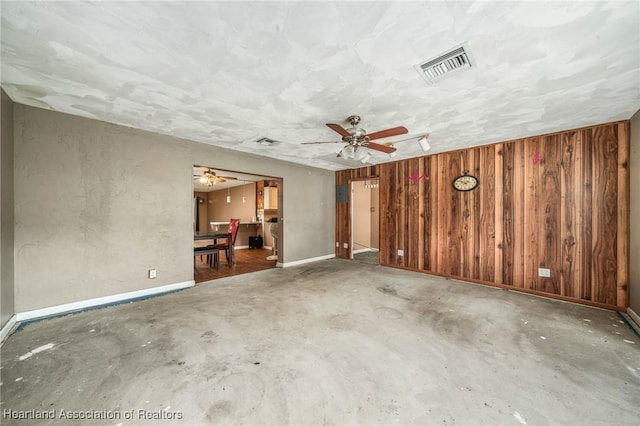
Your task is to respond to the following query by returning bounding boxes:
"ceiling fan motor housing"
[345,115,367,143]
[345,128,367,143]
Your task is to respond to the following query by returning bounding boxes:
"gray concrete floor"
[1,259,639,425]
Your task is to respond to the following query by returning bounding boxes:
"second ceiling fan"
[194,167,238,187]
[303,115,408,160]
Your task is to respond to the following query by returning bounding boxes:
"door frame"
[349,178,380,261]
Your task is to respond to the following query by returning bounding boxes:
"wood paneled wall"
[335,121,630,310]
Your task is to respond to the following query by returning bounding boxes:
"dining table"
[194,231,234,267]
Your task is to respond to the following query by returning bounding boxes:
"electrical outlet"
[343,243,348,249]
[398,249,404,256]
[538,268,551,278]
[148,269,157,279]
[336,242,339,247]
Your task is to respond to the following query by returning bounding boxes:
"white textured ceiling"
[2,1,639,171]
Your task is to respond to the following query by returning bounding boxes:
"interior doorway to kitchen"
[192,165,282,282]
[350,178,379,264]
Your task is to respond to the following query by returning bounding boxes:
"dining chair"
[194,246,220,269]
[212,218,240,266]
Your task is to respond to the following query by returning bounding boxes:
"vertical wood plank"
[406,157,421,269]
[448,152,462,276]
[494,144,504,284]
[616,121,630,308]
[502,142,515,285]
[462,148,478,279]
[417,156,426,271]
[512,140,526,288]
[523,137,540,290]
[436,153,449,274]
[580,129,594,301]
[389,162,405,266]
[459,150,471,278]
[397,161,407,267]
[538,134,562,294]
[379,163,391,265]
[479,146,495,281]
[560,130,582,299]
[428,155,439,271]
[422,156,431,270]
[591,124,618,305]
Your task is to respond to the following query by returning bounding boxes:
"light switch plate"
[398,249,404,256]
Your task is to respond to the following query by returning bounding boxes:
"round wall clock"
[452,173,479,191]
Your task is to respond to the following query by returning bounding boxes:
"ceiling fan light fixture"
[418,134,431,151]
[340,145,356,159]
[360,152,372,164]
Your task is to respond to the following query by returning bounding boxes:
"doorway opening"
[192,165,282,283]
[351,178,379,264]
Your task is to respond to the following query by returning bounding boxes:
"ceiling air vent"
[415,43,474,83]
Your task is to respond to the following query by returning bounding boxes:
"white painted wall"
[629,110,640,315]
[352,182,372,251]
[13,105,335,312]
[1,89,15,327]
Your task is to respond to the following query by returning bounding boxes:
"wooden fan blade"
[364,141,397,154]
[301,141,342,145]
[326,123,351,138]
[367,126,409,141]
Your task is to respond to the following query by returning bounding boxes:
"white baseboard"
[15,280,195,323]
[353,248,379,254]
[352,248,371,254]
[0,315,18,345]
[279,254,336,268]
[628,307,640,330]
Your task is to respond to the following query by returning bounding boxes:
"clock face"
[452,174,479,191]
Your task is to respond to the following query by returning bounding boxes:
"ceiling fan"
[303,115,408,161]
[194,168,238,187]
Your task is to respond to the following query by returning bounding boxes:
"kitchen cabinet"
[264,187,278,209]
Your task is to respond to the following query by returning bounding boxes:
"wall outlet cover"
[148,269,157,279]
[538,268,551,278]
[398,249,404,256]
